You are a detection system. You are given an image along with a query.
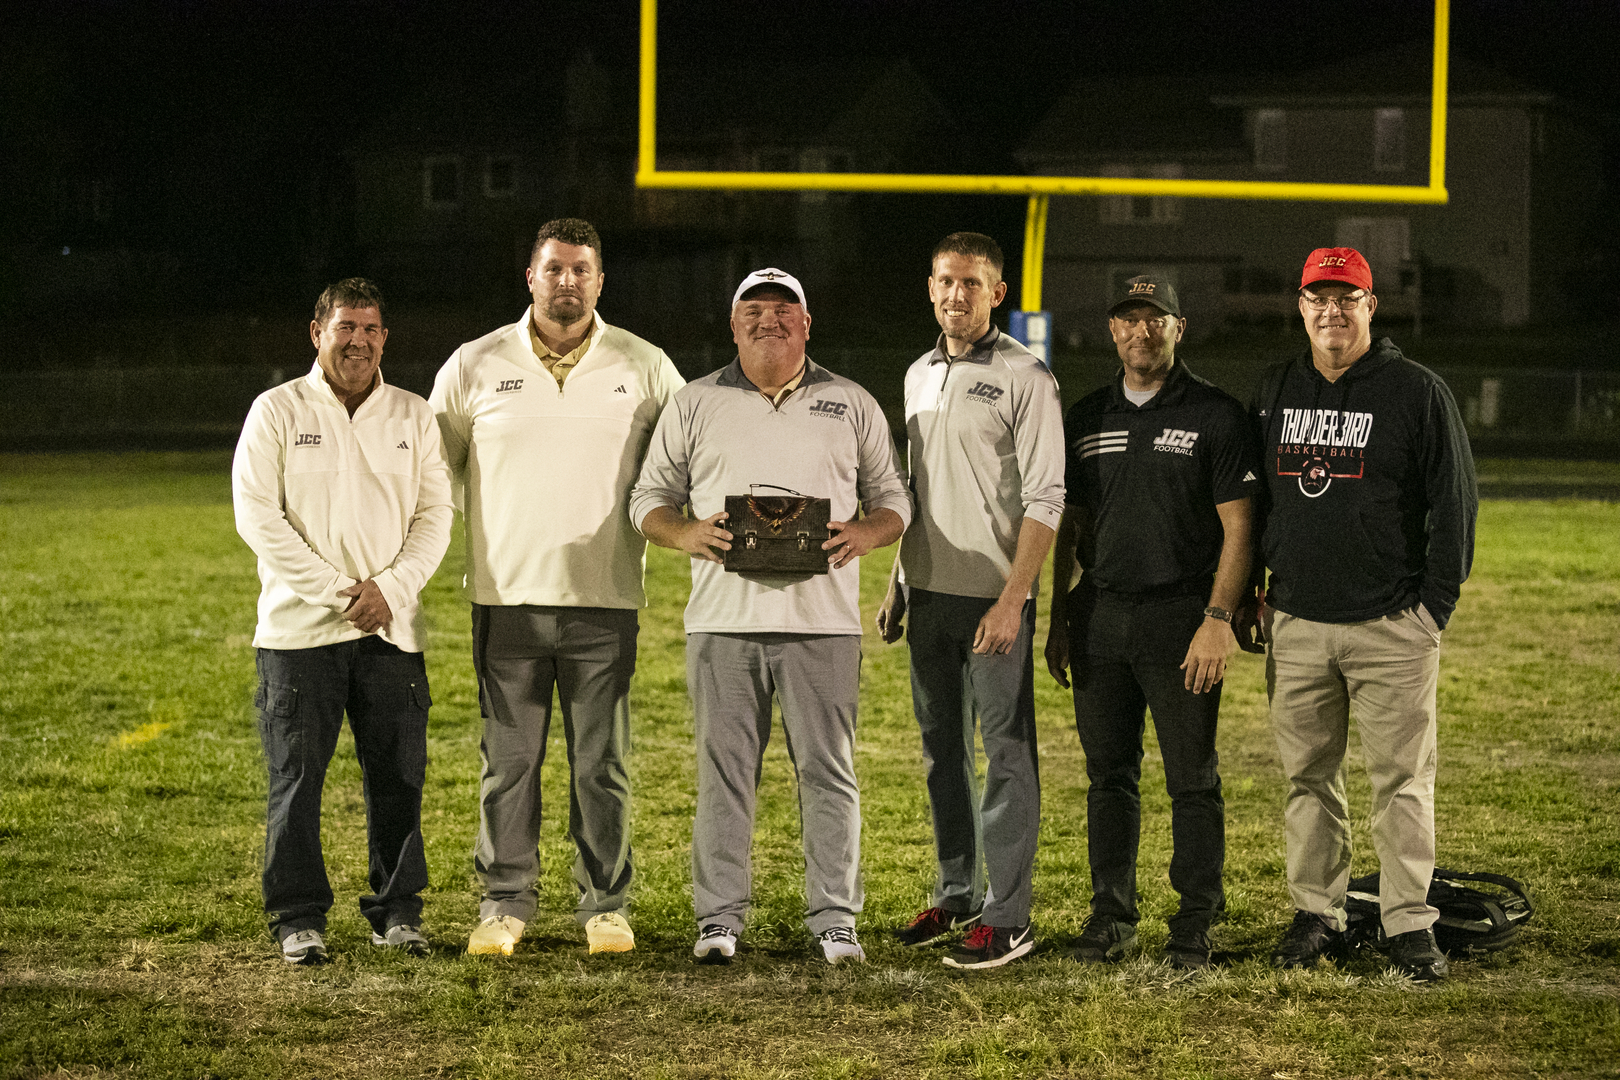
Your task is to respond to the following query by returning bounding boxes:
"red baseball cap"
[1300,247,1373,292]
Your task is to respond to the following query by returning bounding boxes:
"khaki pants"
[1266,606,1441,937]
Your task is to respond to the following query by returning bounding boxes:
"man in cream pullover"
[632,269,911,966]
[233,278,453,964]
[430,219,684,956]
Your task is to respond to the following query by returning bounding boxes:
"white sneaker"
[371,924,429,955]
[818,925,865,965]
[693,923,737,965]
[281,928,327,965]
[467,915,525,956]
[585,912,635,954]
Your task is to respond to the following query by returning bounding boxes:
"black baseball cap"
[1109,274,1180,318]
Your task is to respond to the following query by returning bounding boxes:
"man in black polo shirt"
[1045,275,1260,969]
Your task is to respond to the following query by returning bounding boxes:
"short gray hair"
[313,278,385,327]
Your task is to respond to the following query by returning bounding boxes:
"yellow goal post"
[636,0,1451,311]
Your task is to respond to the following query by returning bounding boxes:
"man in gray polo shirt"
[877,233,1065,969]
[632,269,911,966]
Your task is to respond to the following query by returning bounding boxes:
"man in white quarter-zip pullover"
[429,219,685,957]
[875,234,1065,970]
[233,278,453,964]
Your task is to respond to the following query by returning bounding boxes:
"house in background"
[1017,46,1606,346]
[349,55,950,346]
[349,64,606,305]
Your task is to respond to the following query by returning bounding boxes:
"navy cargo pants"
[255,635,431,943]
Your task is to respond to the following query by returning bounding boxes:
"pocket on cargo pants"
[255,682,303,779]
[397,679,432,788]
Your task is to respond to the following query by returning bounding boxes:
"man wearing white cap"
[631,268,911,965]
[430,218,685,957]
[1243,247,1476,981]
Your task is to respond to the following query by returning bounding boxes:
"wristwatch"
[1202,605,1233,623]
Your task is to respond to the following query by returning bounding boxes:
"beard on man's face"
[545,296,586,326]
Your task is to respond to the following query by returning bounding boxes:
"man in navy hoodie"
[1240,247,1476,982]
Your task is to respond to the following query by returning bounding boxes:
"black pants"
[255,636,431,941]
[1068,586,1225,933]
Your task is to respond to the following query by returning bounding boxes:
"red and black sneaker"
[893,906,981,948]
[943,923,1035,969]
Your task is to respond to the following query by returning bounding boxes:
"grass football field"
[1,452,1617,1079]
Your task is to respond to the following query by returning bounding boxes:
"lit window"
[484,156,517,197]
[1099,164,1182,225]
[1254,109,1286,172]
[424,157,462,206]
[1374,108,1406,172]
[1335,216,1411,280]
[799,149,827,204]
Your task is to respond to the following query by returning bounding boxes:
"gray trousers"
[907,588,1041,927]
[1266,606,1442,937]
[472,604,637,926]
[687,632,863,937]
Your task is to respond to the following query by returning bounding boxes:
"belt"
[1086,576,1212,603]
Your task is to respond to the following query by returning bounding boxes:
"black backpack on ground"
[1344,868,1534,956]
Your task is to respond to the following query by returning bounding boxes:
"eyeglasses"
[1301,291,1370,311]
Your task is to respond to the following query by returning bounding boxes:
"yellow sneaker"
[585,912,635,954]
[466,915,524,956]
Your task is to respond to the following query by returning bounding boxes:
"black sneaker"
[1387,927,1449,982]
[1070,916,1137,964]
[1162,927,1211,970]
[942,923,1034,969]
[1270,910,1342,970]
[893,906,981,948]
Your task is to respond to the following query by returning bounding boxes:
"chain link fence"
[1434,367,1620,442]
[2,358,1617,455]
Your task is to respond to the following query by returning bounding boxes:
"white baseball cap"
[732,268,808,313]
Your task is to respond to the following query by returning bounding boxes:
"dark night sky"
[1,0,1615,315]
[7,0,1613,134]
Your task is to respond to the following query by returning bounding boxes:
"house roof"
[1019,45,1560,165]
[1210,42,1554,108]
[655,59,949,160]
[1016,73,1247,165]
[352,57,639,156]
[351,57,952,168]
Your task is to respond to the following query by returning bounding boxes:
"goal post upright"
[1021,196,1050,313]
[638,0,658,184]
[1429,0,1450,192]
